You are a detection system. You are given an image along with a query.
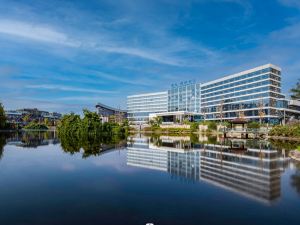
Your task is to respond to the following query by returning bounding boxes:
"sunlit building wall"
[126,64,299,124]
[201,64,287,123]
[127,91,168,124]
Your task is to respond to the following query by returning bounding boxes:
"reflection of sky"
[0,143,299,225]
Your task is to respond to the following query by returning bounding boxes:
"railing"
[220,128,270,133]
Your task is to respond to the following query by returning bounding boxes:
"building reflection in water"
[5,131,60,148]
[127,135,289,204]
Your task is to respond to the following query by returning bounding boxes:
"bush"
[269,124,300,138]
[221,121,231,128]
[208,121,217,130]
[248,121,260,129]
[24,122,48,130]
[190,122,200,131]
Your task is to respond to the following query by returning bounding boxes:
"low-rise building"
[5,108,62,125]
[95,102,127,123]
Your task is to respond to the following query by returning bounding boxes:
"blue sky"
[0,0,300,113]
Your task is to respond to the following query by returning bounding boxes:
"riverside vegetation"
[269,122,300,139]
[57,110,129,157]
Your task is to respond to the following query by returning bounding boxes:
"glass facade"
[127,91,168,124]
[126,64,297,124]
[200,65,286,123]
[168,81,201,112]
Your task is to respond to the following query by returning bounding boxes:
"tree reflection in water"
[0,131,126,159]
[59,133,126,158]
[291,162,300,194]
[0,134,6,159]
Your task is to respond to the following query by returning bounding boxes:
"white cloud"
[0,19,80,47]
[0,18,219,67]
[26,84,118,94]
[278,0,300,9]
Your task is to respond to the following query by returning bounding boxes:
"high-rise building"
[126,64,300,124]
[200,64,286,123]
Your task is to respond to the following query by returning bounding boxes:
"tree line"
[57,109,129,157]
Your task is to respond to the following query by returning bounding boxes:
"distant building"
[95,102,127,123]
[5,108,62,125]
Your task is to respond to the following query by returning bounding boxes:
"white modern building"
[126,64,300,124]
[127,91,168,124]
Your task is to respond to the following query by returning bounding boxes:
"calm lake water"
[0,132,300,225]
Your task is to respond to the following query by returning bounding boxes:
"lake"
[0,131,300,225]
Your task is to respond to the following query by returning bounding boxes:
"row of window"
[201,80,279,99]
[201,92,270,107]
[204,109,274,119]
[168,84,200,93]
[201,67,280,91]
[201,73,280,94]
[201,99,287,113]
[202,87,271,104]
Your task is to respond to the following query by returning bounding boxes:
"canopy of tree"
[57,109,128,158]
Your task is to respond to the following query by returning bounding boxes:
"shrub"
[190,122,200,131]
[208,121,217,130]
[269,124,300,138]
[248,121,260,129]
[24,122,48,130]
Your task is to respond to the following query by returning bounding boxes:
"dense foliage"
[149,116,162,128]
[199,121,218,131]
[57,110,127,137]
[190,122,200,131]
[0,103,7,129]
[57,110,128,158]
[269,123,300,138]
[269,139,300,150]
[247,121,261,129]
[24,122,48,130]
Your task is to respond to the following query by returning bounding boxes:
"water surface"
[0,132,300,225]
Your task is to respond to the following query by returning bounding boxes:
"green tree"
[247,121,261,129]
[22,114,30,123]
[0,103,7,129]
[80,109,103,136]
[154,116,162,126]
[149,116,162,128]
[44,118,50,126]
[290,79,300,100]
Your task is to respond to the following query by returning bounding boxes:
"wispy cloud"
[278,0,300,9]
[0,20,79,47]
[0,0,299,113]
[0,18,218,67]
[26,84,118,94]
[89,70,153,86]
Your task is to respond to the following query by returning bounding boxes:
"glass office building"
[168,81,201,112]
[201,64,286,123]
[127,64,299,124]
[127,91,168,124]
